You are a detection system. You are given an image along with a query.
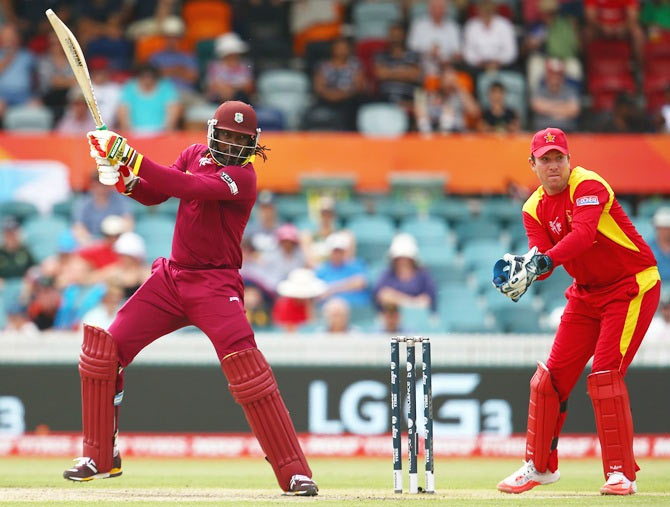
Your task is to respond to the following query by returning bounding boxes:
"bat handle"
[97,123,107,130]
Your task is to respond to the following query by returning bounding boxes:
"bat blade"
[45,8,105,129]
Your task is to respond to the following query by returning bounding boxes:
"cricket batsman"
[492,128,660,495]
[62,101,319,496]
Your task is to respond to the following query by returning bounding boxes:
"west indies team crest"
[234,112,244,123]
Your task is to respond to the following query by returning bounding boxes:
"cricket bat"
[45,8,126,192]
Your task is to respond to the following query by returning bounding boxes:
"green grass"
[1,457,669,505]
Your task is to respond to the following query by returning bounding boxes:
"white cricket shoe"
[497,459,560,494]
[600,472,637,495]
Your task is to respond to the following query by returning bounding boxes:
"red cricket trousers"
[109,258,256,367]
[546,267,661,400]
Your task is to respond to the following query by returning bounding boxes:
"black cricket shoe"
[287,474,319,496]
[63,454,122,482]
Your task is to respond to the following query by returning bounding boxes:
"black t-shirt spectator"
[482,107,517,131]
[375,50,421,103]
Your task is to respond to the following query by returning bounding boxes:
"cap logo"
[544,132,556,143]
[234,112,243,123]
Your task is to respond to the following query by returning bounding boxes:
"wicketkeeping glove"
[87,130,139,167]
[492,246,553,302]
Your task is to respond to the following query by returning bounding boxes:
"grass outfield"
[1,457,669,505]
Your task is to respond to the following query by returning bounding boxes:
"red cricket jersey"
[522,166,656,288]
[126,144,257,269]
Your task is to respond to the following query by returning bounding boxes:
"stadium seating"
[480,198,522,226]
[22,216,70,262]
[438,287,491,333]
[491,303,543,334]
[399,306,442,333]
[0,201,39,223]
[429,198,473,225]
[352,1,402,41]
[357,103,408,137]
[135,215,175,261]
[638,199,670,219]
[461,238,506,270]
[348,215,396,264]
[257,69,312,130]
[454,218,501,247]
[399,216,450,246]
[4,105,53,132]
[0,277,23,330]
[275,195,309,222]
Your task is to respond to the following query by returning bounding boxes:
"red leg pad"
[525,361,561,472]
[79,324,119,472]
[221,348,311,491]
[587,370,638,480]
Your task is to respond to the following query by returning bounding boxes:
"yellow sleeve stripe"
[132,153,143,176]
[569,166,639,252]
[522,186,544,224]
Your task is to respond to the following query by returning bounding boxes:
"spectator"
[244,279,275,330]
[246,190,281,253]
[126,0,183,40]
[72,174,132,246]
[656,85,670,132]
[26,275,61,330]
[302,196,346,266]
[0,24,35,118]
[530,58,580,132]
[414,65,480,134]
[76,215,128,270]
[320,297,354,333]
[478,81,520,132]
[148,18,199,96]
[315,232,370,308]
[84,13,133,72]
[117,64,181,134]
[313,37,366,131]
[592,92,653,132]
[374,24,422,112]
[240,236,275,296]
[585,0,644,62]
[646,290,670,340]
[5,302,39,335]
[650,207,670,283]
[90,232,151,299]
[56,87,97,135]
[407,0,461,64]
[204,32,253,105]
[37,32,76,124]
[374,302,404,333]
[89,57,121,129]
[373,233,437,313]
[524,0,582,94]
[262,224,307,290]
[273,268,326,332]
[81,282,125,330]
[0,217,35,281]
[462,0,518,72]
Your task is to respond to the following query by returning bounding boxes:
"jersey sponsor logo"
[549,216,562,235]
[576,195,599,206]
[220,171,239,195]
[198,156,212,166]
[229,296,240,302]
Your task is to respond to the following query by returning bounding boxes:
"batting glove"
[96,157,137,193]
[87,130,139,167]
[492,246,553,302]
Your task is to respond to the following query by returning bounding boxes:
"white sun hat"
[215,32,249,57]
[388,233,419,260]
[653,207,670,228]
[277,268,327,299]
[113,232,146,260]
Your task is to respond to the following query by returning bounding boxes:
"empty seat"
[275,195,308,222]
[638,199,670,218]
[352,1,402,40]
[22,216,70,262]
[349,215,395,264]
[480,198,521,225]
[357,103,408,137]
[461,238,506,270]
[4,105,53,132]
[135,216,175,261]
[491,304,543,334]
[400,306,443,333]
[399,216,450,246]
[257,69,312,130]
[454,218,501,246]
[439,287,490,333]
[429,198,473,224]
[0,200,39,223]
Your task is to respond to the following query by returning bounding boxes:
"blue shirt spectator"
[72,178,131,244]
[0,25,35,106]
[118,64,180,133]
[316,232,370,307]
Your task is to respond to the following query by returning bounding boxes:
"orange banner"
[1,133,668,193]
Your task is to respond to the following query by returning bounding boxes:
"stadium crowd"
[0,0,669,335]
[0,0,669,133]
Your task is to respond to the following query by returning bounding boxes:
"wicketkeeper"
[62,101,318,496]
[493,128,660,496]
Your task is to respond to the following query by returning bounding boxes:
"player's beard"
[210,138,255,166]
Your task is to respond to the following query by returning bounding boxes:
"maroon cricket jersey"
[127,144,257,269]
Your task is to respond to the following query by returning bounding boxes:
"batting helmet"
[207,101,261,166]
